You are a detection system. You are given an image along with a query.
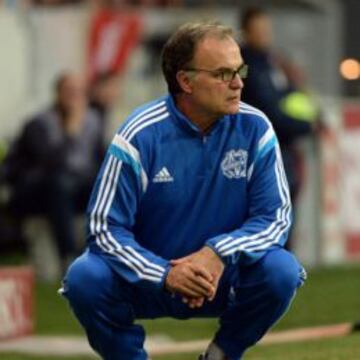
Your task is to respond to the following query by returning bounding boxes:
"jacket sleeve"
[87,133,171,291]
[205,124,292,266]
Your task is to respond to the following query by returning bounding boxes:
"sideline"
[0,322,357,357]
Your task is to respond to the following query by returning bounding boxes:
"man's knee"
[63,251,136,329]
[262,249,303,302]
[63,252,112,310]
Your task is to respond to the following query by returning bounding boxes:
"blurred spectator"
[2,72,103,272]
[88,70,120,145]
[31,0,84,5]
[240,7,321,250]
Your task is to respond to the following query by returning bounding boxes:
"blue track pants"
[62,248,305,360]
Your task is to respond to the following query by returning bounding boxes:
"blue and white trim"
[89,154,166,283]
[119,101,170,141]
[88,101,173,284]
[109,134,148,192]
[240,102,277,181]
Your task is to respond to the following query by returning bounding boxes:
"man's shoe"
[198,342,227,360]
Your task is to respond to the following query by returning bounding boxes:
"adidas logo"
[153,167,174,183]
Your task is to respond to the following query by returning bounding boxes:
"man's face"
[57,74,86,110]
[186,36,244,117]
[244,15,273,50]
[95,77,120,107]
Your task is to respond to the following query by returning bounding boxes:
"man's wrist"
[161,263,173,292]
[204,245,225,265]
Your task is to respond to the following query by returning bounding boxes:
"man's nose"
[230,74,244,89]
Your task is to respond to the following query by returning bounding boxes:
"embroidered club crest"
[221,149,248,179]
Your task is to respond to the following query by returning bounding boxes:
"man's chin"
[226,104,240,115]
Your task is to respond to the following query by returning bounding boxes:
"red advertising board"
[0,267,34,340]
[87,9,142,81]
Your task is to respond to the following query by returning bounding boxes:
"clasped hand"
[165,246,224,309]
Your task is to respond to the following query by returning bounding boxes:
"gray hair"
[161,21,237,95]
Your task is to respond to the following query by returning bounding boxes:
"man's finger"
[183,296,205,308]
[190,273,216,296]
[207,275,221,301]
[183,278,215,298]
[177,275,214,297]
[170,255,192,265]
[178,284,205,298]
[190,297,205,308]
[192,265,214,283]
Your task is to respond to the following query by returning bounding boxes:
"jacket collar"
[166,94,227,136]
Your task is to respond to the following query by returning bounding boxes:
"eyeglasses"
[184,64,249,82]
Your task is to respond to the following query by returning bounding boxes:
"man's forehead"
[193,36,242,68]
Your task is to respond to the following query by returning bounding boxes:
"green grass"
[1,262,359,360]
[36,282,84,335]
[34,264,360,339]
[273,264,360,331]
[1,333,360,359]
[155,333,360,360]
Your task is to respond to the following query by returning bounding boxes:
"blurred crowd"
[0,0,209,9]
[0,70,120,272]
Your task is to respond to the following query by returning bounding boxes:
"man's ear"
[176,71,193,94]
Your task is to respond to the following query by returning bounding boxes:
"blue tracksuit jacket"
[86,94,292,292]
